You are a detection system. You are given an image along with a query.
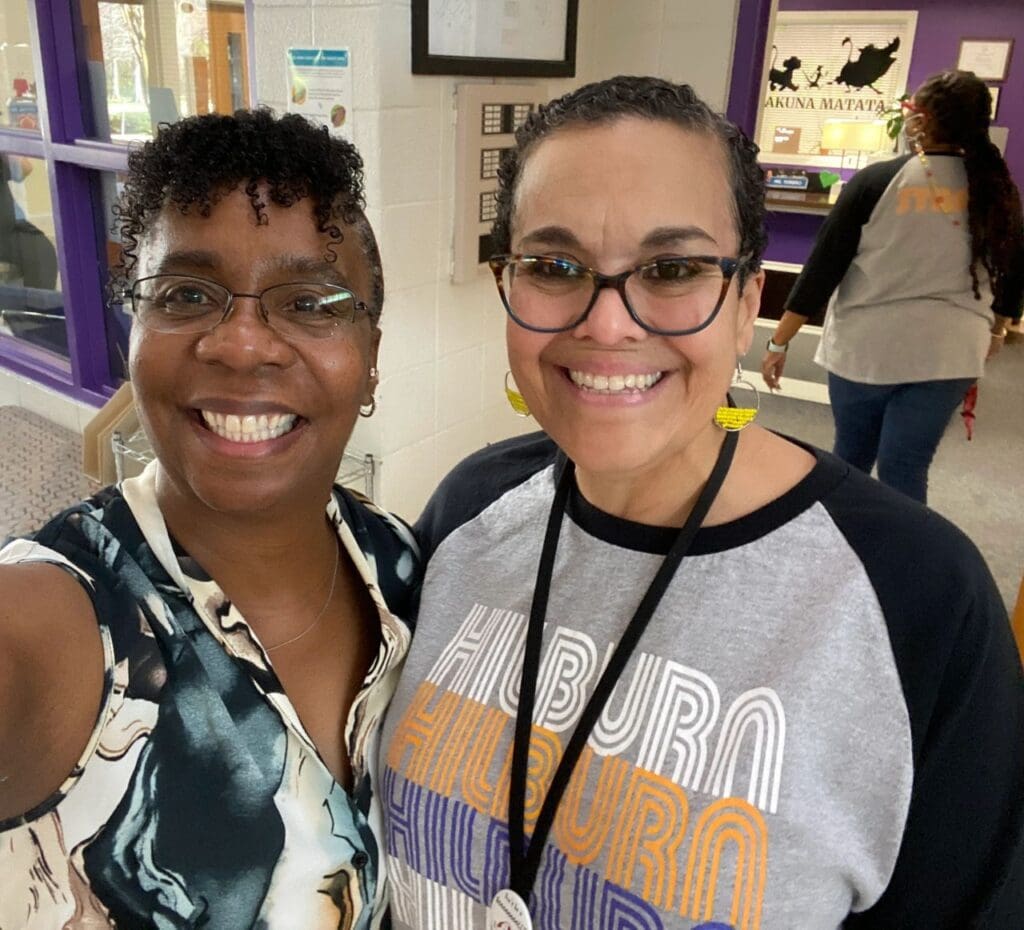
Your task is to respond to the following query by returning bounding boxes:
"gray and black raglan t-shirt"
[786,154,1024,385]
[381,431,1024,930]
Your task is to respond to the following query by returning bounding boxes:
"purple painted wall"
[727,0,773,133]
[758,0,1024,264]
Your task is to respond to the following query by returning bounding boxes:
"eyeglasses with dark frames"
[122,274,371,340]
[488,253,749,336]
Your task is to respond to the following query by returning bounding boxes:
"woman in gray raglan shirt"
[381,76,1024,930]
[762,69,1023,504]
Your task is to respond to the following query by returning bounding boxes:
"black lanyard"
[506,429,738,901]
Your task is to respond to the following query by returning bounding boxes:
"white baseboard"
[0,367,99,433]
[747,319,830,406]
[767,378,830,405]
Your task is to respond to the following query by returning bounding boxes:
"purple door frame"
[727,0,774,137]
[0,0,119,404]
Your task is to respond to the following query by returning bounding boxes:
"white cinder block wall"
[252,0,740,521]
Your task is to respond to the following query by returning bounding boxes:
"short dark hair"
[492,75,768,284]
[112,108,384,320]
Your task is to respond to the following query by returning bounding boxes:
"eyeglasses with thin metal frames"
[122,274,371,339]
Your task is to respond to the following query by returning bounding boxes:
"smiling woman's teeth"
[200,411,297,443]
[569,370,663,394]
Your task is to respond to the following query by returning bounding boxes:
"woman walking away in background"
[762,69,1024,504]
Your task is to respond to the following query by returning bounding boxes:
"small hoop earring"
[359,396,377,418]
[505,371,531,418]
[714,361,759,431]
[369,366,379,380]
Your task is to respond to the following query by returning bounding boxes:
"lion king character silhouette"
[803,64,826,88]
[833,36,900,94]
[769,46,802,91]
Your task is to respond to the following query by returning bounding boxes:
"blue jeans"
[827,373,976,504]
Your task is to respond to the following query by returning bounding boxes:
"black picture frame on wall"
[411,0,579,77]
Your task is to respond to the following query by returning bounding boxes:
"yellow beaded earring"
[714,361,760,431]
[505,371,531,417]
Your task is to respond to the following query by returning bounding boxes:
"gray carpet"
[757,336,1024,609]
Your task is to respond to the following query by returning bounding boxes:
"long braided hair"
[914,69,1023,303]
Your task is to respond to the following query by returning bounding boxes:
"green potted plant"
[877,93,911,151]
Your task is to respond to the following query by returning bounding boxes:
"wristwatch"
[766,337,789,353]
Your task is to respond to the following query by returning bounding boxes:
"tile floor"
[0,406,91,539]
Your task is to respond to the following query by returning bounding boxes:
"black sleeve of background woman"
[785,156,912,317]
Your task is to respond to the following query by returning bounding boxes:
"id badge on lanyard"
[493,431,737,924]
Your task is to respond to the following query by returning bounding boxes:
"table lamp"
[820,119,889,170]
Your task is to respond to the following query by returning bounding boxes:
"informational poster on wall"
[286,48,353,139]
[759,11,917,168]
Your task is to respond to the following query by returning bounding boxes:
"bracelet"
[991,329,1007,338]
[766,337,789,353]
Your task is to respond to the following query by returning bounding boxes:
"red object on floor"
[961,382,978,440]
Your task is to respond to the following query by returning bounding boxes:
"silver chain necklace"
[264,543,341,653]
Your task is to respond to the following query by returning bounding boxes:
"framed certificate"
[956,38,1014,82]
[411,0,579,77]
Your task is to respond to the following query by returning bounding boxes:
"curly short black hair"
[111,108,384,320]
[492,75,768,285]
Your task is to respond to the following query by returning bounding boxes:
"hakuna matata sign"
[759,10,918,167]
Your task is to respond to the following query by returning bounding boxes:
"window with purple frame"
[0,0,253,405]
